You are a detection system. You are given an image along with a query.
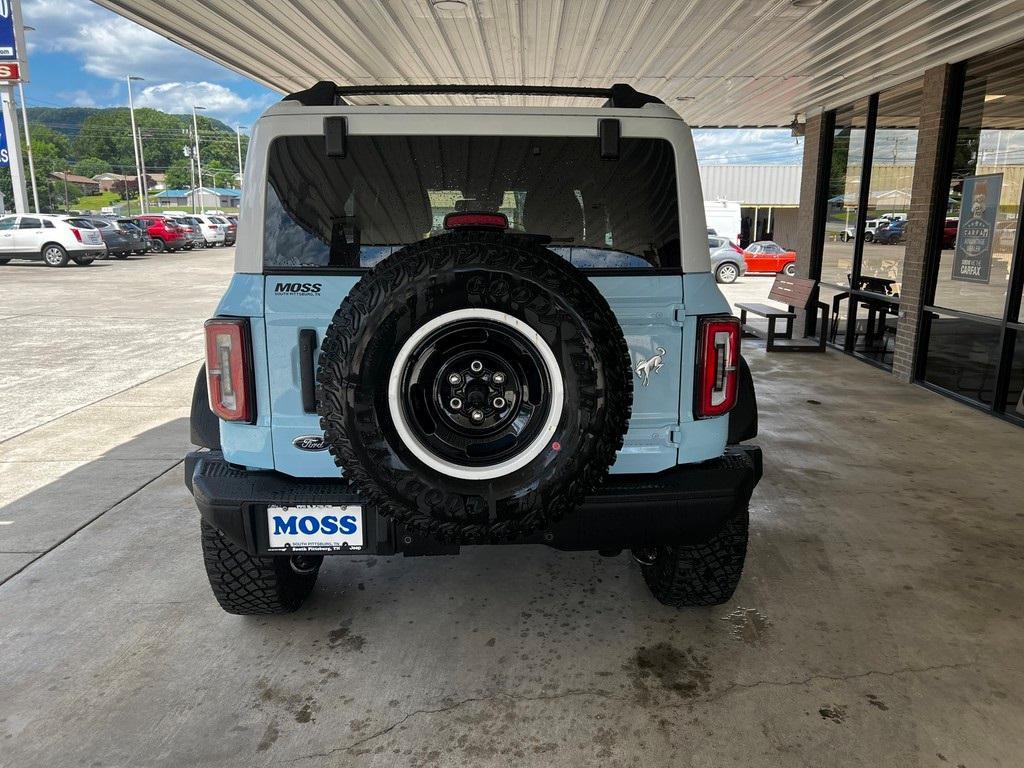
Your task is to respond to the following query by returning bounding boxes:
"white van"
[704,200,742,244]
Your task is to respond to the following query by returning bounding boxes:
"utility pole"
[191,104,206,213]
[137,128,150,209]
[126,75,145,213]
[16,82,38,212]
[62,168,69,213]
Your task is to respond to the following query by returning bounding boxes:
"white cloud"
[24,0,235,83]
[135,81,268,123]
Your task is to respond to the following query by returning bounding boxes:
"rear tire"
[0,258,10,265]
[42,244,69,267]
[783,263,796,276]
[150,238,166,253]
[72,257,95,266]
[200,521,320,615]
[638,505,748,607]
[115,253,129,260]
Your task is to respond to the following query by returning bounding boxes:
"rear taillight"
[695,316,740,419]
[444,211,508,230]
[730,242,743,254]
[204,318,254,422]
[70,228,82,242]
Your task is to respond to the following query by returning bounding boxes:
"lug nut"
[448,373,462,385]
[470,360,483,373]
[449,397,462,410]
[493,397,506,409]
[471,409,484,422]
[492,372,505,384]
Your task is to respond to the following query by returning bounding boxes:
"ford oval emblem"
[292,435,327,451]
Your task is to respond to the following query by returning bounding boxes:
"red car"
[741,240,797,275]
[135,214,188,253]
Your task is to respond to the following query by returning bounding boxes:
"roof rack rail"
[283,82,663,109]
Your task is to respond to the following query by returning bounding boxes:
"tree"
[73,157,110,179]
[165,158,192,190]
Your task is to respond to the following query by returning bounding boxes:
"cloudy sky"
[20,0,805,164]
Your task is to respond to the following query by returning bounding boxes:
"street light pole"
[191,104,206,213]
[126,75,145,213]
[16,81,39,213]
[235,125,244,188]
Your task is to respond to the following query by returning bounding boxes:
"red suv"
[135,215,188,253]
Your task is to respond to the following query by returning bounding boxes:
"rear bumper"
[185,446,762,556]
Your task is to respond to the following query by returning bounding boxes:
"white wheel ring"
[387,308,564,481]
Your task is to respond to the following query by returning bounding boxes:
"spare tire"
[317,230,631,543]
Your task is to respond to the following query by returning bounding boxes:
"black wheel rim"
[393,318,554,470]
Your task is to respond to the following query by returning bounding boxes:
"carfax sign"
[951,173,1002,284]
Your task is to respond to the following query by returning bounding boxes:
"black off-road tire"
[317,230,632,544]
[0,258,10,265]
[200,521,320,615]
[150,238,165,253]
[639,505,749,607]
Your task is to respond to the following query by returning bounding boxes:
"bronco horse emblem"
[634,347,667,387]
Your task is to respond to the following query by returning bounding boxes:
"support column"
[793,111,832,335]
[892,64,958,382]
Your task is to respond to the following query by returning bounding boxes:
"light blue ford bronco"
[186,83,761,615]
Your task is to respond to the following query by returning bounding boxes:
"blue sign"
[0,1,17,60]
[0,115,8,168]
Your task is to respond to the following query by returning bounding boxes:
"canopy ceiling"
[93,0,1024,126]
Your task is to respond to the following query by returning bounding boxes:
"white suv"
[0,214,107,267]
[191,214,227,246]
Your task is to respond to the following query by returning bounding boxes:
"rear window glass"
[67,218,96,228]
[263,134,680,271]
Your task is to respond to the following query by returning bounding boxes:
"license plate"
[266,505,364,553]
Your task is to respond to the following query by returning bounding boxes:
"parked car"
[84,217,135,259]
[191,214,227,246]
[874,218,907,245]
[166,215,204,249]
[209,214,236,246]
[0,213,106,267]
[135,214,188,253]
[708,235,747,283]
[184,81,762,616]
[741,240,797,275]
[841,213,906,242]
[115,218,152,255]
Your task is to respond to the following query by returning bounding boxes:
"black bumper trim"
[185,446,762,556]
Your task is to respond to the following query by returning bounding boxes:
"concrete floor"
[2,253,1023,767]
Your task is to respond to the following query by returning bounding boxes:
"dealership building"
[95,0,1024,425]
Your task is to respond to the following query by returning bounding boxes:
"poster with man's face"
[952,173,1002,284]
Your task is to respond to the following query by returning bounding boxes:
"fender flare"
[190,365,222,450]
[728,356,758,444]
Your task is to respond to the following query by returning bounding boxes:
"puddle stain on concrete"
[819,704,846,723]
[627,642,712,701]
[328,622,366,652]
[256,721,280,752]
[865,693,890,711]
[723,607,772,645]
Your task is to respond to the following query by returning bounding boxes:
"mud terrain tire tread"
[641,503,749,607]
[200,521,318,615]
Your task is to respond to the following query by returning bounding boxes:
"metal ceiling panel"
[92,0,1024,126]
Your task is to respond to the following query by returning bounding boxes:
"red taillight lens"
[730,242,743,254]
[204,318,253,422]
[443,211,508,230]
[70,228,82,242]
[695,316,740,419]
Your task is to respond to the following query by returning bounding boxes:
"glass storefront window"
[820,100,868,289]
[923,313,1002,406]
[931,46,1023,319]
[1007,330,1024,421]
[860,78,924,295]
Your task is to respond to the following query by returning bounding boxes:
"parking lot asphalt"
[2,257,1024,767]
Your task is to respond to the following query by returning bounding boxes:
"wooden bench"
[735,275,828,353]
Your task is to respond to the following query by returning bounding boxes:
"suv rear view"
[186,83,761,615]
